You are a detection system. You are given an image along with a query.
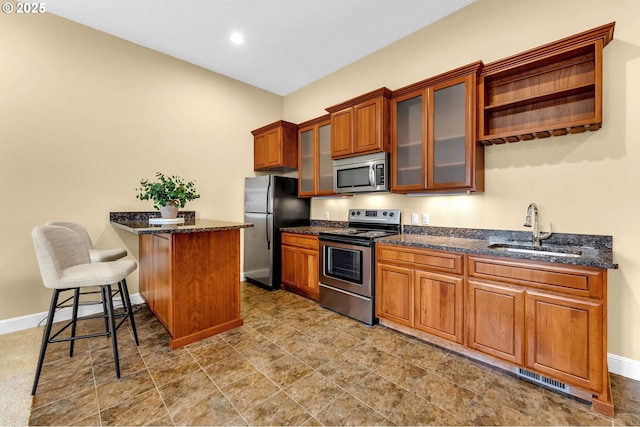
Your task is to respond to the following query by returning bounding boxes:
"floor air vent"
[515,368,570,394]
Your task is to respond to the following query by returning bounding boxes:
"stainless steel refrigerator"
[244,175,310,290]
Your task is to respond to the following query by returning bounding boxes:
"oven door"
[319,239,373,298]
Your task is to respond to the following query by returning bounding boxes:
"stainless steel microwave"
[333,152,389,194]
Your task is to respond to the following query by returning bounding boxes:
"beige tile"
[171,389,241,426]
[93,351,146,385]
[285,371,343,416]
[99,388,169,426]
[389,392,461,426]
[346,371,410,417]
[314,392,386,426]
[204,353,260,388]
[158,368,218,416]
[220,371,280,413]
[316,355,371,389]
[292,340,340,369]
[96,368,156,409]
[411,372,476,417]
[434,352,490,393]
[32,366,94,409]
[535,390,613,426]
[236,340,289,369]
[259,354,314,388]
[29,387,99,426]
[243,391,312,426]
[146,352,201,387]
[400,340,449,372]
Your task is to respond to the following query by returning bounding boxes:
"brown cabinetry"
[298,115,334,197]
[252,120,298,171]
[467,279,524,365]
[467,255,610,413]
[478,22,615,145]
[139,234,173,330]
[281,232,319,300]
[325,88,391,159]
[391,62,484,193]
[138,230,243,349]
[376,244,464,343]
[375,245,612,416]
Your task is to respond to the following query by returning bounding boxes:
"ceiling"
[42,0,475,96]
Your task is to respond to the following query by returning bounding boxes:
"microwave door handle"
[369,164,376,187]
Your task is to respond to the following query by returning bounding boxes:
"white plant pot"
[158,202,179,219]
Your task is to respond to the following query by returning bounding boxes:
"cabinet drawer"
[281,232,318,250]
[467,256,604,298]
[376,244,463,275]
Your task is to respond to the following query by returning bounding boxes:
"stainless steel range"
[318,209,401,325]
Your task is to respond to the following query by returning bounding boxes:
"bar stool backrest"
[46,221,94,251]
[32,225,91,289]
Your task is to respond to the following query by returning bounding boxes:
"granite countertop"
[110,212,253,235]
[281,222,617,269]
[376,233,617,269]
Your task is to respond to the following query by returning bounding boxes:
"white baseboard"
[2,294,639,382]
[0,293,145,335]
[608,352,640,381]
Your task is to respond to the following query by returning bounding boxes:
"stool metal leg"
[119,279,139,345]
[102,284,120,378]
[69,288,80,357]
[32,289,61,395]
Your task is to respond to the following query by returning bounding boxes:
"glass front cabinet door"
[298,115,333,197]
[391,62,484,193]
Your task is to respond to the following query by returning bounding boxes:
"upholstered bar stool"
[46,221,132,333]
[31,225,138,395]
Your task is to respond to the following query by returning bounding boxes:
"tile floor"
[28,282,640,426]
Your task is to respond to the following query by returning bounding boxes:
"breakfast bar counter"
[111,212,253,348]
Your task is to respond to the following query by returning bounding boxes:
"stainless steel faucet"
[523,203,552,246]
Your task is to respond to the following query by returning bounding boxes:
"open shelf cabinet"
[478,22,615,146]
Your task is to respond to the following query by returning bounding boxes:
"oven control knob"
[389,212,395,217]
[356,210,361,216]
[382,211,387,216]
[351,211,356,216]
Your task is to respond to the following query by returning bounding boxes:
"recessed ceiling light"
[230,32,244,45]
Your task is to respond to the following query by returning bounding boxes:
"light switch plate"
[411,213,419,225]
[422,213,430,225]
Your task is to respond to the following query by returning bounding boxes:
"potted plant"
[136,172,200,218]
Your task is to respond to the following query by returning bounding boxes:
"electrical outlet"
[422,213,430,225]
[324,211,330,220]
[411,213,419,225]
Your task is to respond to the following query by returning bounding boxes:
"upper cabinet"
[298,115,334,197]
[478,22,615,145]
[252,120,298,171]
[325,88,392,159]
[391,62,484,193]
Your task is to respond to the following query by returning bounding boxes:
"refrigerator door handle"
[266,176,272,213]
[266,216,271,250]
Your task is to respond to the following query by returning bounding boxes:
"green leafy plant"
[136,172,200,209]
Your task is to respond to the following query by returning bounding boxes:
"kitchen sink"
[487,243,582,258]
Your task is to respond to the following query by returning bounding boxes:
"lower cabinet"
[281,232,319,301]
[376,244,464,344]
[375,245,611,416]
[467,279,525,365]
[140,234,173,330]
[138,230,243,349]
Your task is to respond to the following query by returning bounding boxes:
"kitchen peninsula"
[110,212,253,349]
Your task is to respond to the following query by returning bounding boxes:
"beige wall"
[0,7,281,319]
[2,0,639,366]
[284,0,640,363]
